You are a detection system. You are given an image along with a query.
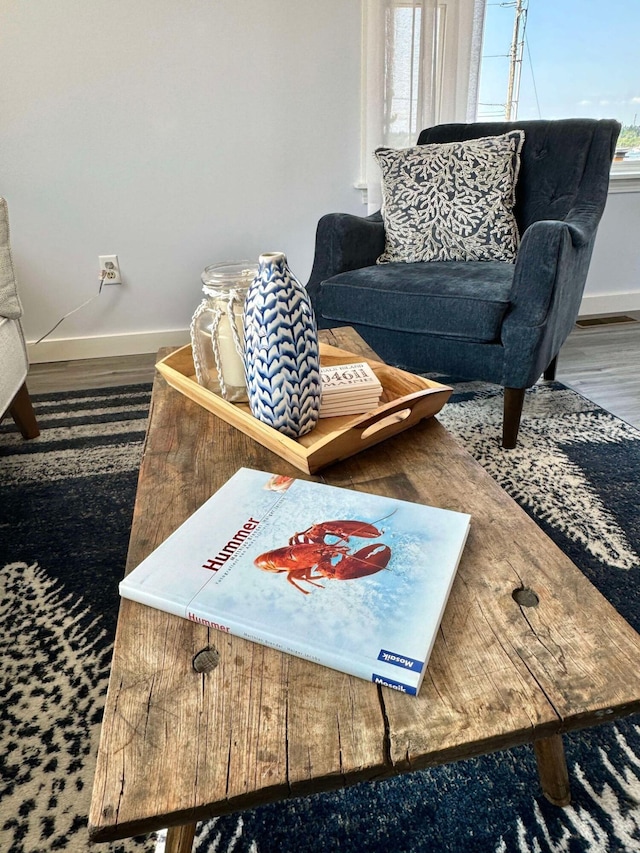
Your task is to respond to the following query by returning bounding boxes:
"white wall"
[1,1,638,363]
[582,186,640,316]
[0,0,363,361]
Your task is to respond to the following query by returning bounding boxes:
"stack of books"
[319,361,383,418]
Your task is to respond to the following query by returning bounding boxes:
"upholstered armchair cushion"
[321,261,514,342]
[0,198,23,320]
[0,316,29,408]
[0,197,39,439]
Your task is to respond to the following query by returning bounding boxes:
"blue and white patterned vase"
[243,252,321,438]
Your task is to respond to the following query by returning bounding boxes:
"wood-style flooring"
[24,315,640,429]
[26,352,158,395]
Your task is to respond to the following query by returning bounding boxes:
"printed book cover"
[119,468,470,695]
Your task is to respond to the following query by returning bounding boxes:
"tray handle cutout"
[361,408,412,439]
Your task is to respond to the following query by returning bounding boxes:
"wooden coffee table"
[89,327,640,853]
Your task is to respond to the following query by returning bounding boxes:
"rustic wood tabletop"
[89,327,640,853]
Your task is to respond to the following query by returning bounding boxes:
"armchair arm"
[306,212,385,312]
[501,215,597,387]
[507,212,597,327]
[562,201,605,249]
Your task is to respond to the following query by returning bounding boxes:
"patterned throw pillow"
[375,131,525,264]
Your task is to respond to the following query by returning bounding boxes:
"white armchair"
[0,197,39,439]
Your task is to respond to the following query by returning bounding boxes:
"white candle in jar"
[213,299,246,389]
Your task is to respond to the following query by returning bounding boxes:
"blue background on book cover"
[189,470,469,667]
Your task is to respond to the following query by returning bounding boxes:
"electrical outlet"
[99,255,122,285]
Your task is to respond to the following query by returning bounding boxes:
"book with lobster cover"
[119,467,470,695]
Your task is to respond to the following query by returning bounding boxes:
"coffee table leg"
[533,734,571,806]
[165,822,197,853]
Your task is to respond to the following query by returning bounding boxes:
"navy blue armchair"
[307,119,620,447]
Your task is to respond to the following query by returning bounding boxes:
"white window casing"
[360,0,486,211]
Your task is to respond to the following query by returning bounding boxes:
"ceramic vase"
[243,252,321,437]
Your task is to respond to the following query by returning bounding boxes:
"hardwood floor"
[25,352,158,394]
[24,316,640,429]
[556,312,640,428]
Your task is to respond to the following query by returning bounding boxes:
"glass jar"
[190,261,258,402]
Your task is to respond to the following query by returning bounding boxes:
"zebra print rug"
[0,385,155,853]
[0,380,638,853]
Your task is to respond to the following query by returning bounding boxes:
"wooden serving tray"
[155,343,452,474]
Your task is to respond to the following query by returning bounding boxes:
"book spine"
[120,584,421,694]
[118,583,189,620]
[186,603,421,695]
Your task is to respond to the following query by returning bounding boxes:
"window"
[478,0,640,175]
[363,0,639,203]
[361,0,485,209]
[382,3,466,147]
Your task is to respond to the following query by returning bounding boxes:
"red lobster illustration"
[254,516,392,594]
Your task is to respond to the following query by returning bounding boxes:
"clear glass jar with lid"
[190,261,258,402]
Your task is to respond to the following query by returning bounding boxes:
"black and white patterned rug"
[1,379,639,853]
[0,386,155,853]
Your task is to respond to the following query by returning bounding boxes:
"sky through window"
[478,0,640,152]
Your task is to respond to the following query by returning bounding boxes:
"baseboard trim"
[579,292,640,318]
[27,329,191,364]
[24,294,640,364]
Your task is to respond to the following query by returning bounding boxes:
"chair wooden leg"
[502,387,526,449]
[543,356,558,381]
[9,381,40,439]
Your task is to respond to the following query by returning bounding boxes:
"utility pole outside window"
[505,0,528,120]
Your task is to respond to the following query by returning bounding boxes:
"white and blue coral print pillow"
[375,130,525,264]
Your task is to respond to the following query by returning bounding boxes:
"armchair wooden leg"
[543,356,558,381]
[502,387,526,449]
[9,381,40,439]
